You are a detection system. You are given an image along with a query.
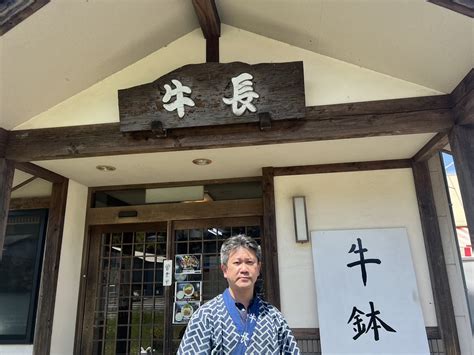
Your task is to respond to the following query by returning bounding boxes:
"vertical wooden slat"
[449,124,474,248]
[262,167,281,309]
[411,161,460,355]
[0,158,14,261]
[33,178,69,355]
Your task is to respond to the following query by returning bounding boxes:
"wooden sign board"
[118,61,305,133]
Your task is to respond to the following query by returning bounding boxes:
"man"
[178,235,300,354]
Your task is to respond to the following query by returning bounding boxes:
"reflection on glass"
[441,152,474,329]
[0,210,47,343]
[93,229,167,354]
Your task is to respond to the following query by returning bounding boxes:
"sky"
[442,152,457,175]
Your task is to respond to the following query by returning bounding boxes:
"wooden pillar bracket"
[259,112,272,131]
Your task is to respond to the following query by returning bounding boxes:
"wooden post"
[33,178,69,355]
[262,167,281,309]
[192,0,220,62]
[448,124,474,249]
[0,128,14,262]
[412,161,460,355]
[0,159,14,261]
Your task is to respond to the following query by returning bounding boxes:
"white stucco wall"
[15,25,440,130]
[49,180,88,355]
[428,156,474,355]
[274,169,437,328]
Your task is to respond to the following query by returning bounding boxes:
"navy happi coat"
[177,290,300,354]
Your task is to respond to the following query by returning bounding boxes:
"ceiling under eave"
[0,0,472,130]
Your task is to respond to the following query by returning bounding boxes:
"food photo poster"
[175,254,202,275]
[175,281,202,302]
[173,301,201,324]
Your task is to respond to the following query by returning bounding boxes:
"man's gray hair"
[220,234,262,266]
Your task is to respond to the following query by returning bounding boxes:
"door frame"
[74,196,272,355]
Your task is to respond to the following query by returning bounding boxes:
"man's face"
[221,247,261,292]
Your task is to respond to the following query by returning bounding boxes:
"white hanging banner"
[163,259,173,286]
[311,228,430,355]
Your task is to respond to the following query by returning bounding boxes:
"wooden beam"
[449,124,474,250]
[412,132,449,162]
[5,96,454,162]
[0,0,50,36]
[12,176,37,192]
[206,36,219,62]
[15,162,65,183]
[33,178,69,355]
[428,0,474,18]
[451,69,474,107]
[9,197,51,210]
[292,326,440,340]
[451,69,474,126]
[0,159,14,262]
[192,0,220,62]
[411,161,460,355]
[273,159,411,176]
[0,128,9,157]
[87,199,263,225]
[192,0,220,38]
[262,167,281,309]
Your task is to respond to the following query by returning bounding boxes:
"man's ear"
[221,264,228,278]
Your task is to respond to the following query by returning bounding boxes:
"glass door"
[170,217,263,353]
[79,217,263,355]
[80,223,168,355]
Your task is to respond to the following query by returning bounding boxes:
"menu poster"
[175,281,202,302]
[175,254,202,275]
[173,301,200,324]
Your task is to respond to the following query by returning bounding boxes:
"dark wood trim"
[173,216,261,230]
[451,69,474,126]
[9,196,50,210]
[5,96,454,162]
[0,127,9,157]
[451,69,474,107]
[33,178,69,355]
[292,328,320,340]
[426,326,442,339]
[192,0,220,39]
[411,161,460,355]
[86,199,263,226]
[91,176,262,192]
[75,227,100,355]
[206,36,219,62]
[306,95,451,117]
[448,125,474,251]
[428,0,474,18]
[413,133,449,162]
[262,167,280,309]
[164,221,173,354]
[292,326,441,340]
[15,161,65,183]
[0,159,14,261]
[12,176,37,192]
[274,159,411,176]
[73,189,94,355]
[0,0,50,36]
[453,88,473,126]
[192,0,220,62]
